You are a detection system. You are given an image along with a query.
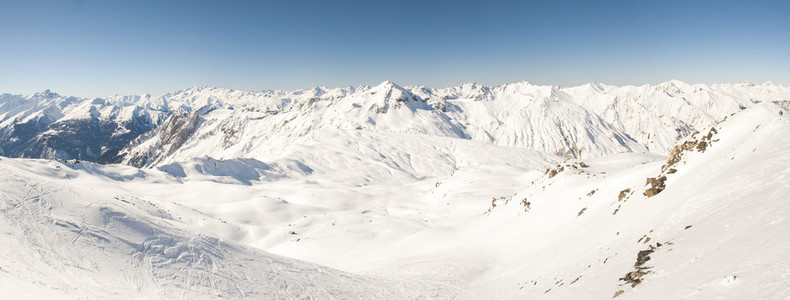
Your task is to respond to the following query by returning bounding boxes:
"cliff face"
[105,112,202,168]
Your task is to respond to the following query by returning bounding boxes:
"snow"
[105,80,790,167]
[0,158,454,298]
[4,80,790,162]
[1,82,790,298]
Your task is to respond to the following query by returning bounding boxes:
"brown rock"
[644,176,667,197]
[618,189,631,201]
[696,141,708,152]
[636,249,654,266]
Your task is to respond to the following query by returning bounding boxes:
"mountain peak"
[34,89,60,99]
[365,80,423,109]
[371,81,412,95]
[661,79,689,86]
[374,80,403,90]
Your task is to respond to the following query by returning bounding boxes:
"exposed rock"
[547,165,565,178]
[618,189,631,201]
[663,140,697,171]
[613,290,624,298]
[111,113,201,167]
[620,244,659,287]
[644,176,667,197]
[705,127,718,140]
[663,127,719,172]
[520,198,531,212]
[577,207,587,217]
[621,269,649,287]
[635,248,654,266]
[695,141,708,152]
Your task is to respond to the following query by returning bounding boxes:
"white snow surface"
[1,82,790,298]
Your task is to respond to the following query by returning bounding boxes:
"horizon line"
[3,79,786,99]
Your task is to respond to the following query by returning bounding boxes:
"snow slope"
[477,102,790,298]
[1,83,789,299]
[0,158,453,299]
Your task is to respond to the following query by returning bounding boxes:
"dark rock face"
[158,113,201,157]
[1,116,156,162]
[635,249,654,266]
[103,113,201,167]
[0,115,54,155]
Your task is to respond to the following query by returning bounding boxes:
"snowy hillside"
[0,158,452,299]
[1,82,789,298]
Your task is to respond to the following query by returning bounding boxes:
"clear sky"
[1,0,788,97]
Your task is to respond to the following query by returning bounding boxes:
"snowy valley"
[1,81,789,299]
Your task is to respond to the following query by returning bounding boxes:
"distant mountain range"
[1,80,788,166]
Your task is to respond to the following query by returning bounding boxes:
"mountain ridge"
[1,80,789,166]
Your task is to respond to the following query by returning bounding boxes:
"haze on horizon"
[1,0,788,98]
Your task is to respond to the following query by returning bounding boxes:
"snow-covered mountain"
[1,98,788,298]
[0,90,164,161]
[3,80,789,166]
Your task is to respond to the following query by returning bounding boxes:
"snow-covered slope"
[0,157,453,299]
[1,100,788,298]
[476,102,790,298]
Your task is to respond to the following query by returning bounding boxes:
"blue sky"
[1,0,788,97]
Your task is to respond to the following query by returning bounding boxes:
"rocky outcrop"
[648,124,720,197]
[106,113,202,167]
[520,198,531,212]
[644,176,667,197]
[618,189,631,201]
[663,140,697,172]
[546,165,565,178]
[620,242,664,288]
[662,127,719,172]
